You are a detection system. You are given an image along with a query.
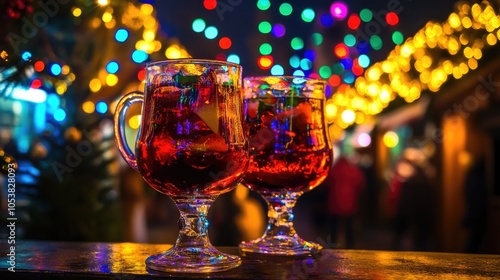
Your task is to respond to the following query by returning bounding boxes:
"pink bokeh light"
[330,1,348,20]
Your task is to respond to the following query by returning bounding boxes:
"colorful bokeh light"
[330,1,348,20]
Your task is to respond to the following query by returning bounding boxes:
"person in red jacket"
[325,156,366,248]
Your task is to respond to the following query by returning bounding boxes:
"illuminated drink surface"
[243,96,331,193]
[137,83,248,197]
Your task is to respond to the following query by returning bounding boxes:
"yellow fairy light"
[452,67,463,79]
[448,13,461,29]
[72,7,82,17]
[366,67,381,81]
[341,110,355,124]
[143,30,155,41]
[106,74,119,87]
[468,58,478,70]
[105,19,116,29]
[82,101,95,114]
[97,0,109,6]
[165,45,181,59]
[383,131,399,148]
[355,112,365,124]
[128,115,142,129]
[462,17,472,28]
[68,73,76,82]
[400,44,413,57]
[56,83,67,95]
[463,47,473,58]
[442,60,453,74]
[102,12,112,23]
[61,65,70,75]
[89,78,102,92]
[144,17,157,29]
[325,103,337,120]
[471,4,482,19]
[154,41,162,52]
[486,33,497,45]
[140,4,154,15]
[459,62,469,74]
[472,48,482,59]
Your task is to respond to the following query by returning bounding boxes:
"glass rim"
[243,75,326,83]
[145,58,242,69]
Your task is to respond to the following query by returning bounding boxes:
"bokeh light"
[219,37,232,49]
[272,24,286,37]
[192,18,206,32]
[257,0,271,10]
[115,28,128,42]
[301,8,315,22]
[279,3,293,16]
[258,21,272,34]
[227,54,240,64]
[204,26,218,39]
[330,1,348,20]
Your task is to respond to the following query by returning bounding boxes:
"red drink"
[243,96,331,194]
[136,83,248,196]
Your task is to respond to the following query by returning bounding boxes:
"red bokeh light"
[203,0,217,10]
[34,61,45,72]
[309,73,320,79]
[257,55,273,70]
[31,79,42,89]
[218,37,232,49]
[328,75,341,87]
[347,14,361,30]
[137,69,146,81]
[334,43,349,58]
[386,12,399,26]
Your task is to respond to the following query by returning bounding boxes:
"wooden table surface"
[1,240,500,279]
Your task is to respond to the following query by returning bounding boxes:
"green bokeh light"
[301,8,315,22]
[332,63,345,74]
[312,33,323,46]
[319,65,332,79]
[279,3,293,16]
[392,31,404,45]
[259,43,273,55]
[290,37,304,50]
[359,9,373,22]
[257,0,271,11]
[344,34,356,47]
[369,35,383,50]
[258,21,272,34]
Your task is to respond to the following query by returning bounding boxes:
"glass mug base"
[239,234,323,256]
[146,246,241,273]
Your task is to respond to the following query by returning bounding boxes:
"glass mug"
[114,59,248,273]
[240,76,332,256]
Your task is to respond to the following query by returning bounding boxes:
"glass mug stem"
[174,198,213,250]
[264,192,300,238]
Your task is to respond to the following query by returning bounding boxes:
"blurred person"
[389,148,437,251]
[325,156,366,248]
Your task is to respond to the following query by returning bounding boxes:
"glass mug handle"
[113,91,144,171]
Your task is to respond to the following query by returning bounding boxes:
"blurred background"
[1,0,500,254]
